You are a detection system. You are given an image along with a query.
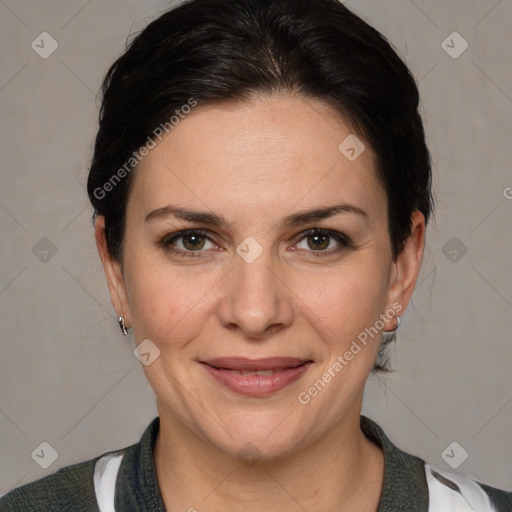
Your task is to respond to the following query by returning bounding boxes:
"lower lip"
[200,362,313,397]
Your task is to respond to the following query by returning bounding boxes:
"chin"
[198,407,312,463]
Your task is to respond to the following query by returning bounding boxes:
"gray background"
[1,0,511,496]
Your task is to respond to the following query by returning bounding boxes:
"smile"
[199,357,313,396]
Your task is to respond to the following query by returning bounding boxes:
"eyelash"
[158,229,353,259]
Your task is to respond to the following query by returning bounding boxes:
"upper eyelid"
[166,229,219,246]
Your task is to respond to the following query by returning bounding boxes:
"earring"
[385,315,401,334]
[118,316,129,336]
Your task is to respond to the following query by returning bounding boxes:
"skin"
[95,93,425,511]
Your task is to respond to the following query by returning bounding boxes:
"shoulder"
[425,463,512,512]
[0,455,101,511]
[360,415,512,512]
[0,418,160,512]
[1,448,133,512]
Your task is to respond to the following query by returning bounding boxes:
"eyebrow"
[144,202,368,229]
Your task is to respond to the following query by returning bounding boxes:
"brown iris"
[182,233,206,250]
[307,232,330,250]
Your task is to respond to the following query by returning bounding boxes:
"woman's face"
[97,94,424,459]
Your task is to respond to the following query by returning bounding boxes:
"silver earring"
[386,315,401,334]
[118,316,129,336]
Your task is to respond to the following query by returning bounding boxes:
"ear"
[94,215,132,328]
[384,210,426,326]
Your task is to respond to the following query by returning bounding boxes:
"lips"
[200,357,313,396]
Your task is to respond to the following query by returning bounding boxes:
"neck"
[153,403,384,512]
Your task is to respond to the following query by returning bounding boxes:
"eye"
[159,228,353,259]
[160,230,220,257]
[294,229,352,257]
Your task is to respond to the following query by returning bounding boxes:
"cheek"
[291,258,389,340]
[123,250,221,344]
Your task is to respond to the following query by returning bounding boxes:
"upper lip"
[201,357,312,371]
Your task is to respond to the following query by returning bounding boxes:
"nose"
[217,244,294,340]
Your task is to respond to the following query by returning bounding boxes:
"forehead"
[128,95,386,226]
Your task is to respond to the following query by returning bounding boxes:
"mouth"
[199,357,313,396]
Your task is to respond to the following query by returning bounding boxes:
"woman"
[1,0,510,510]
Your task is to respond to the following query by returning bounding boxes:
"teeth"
[232,369,277,376]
